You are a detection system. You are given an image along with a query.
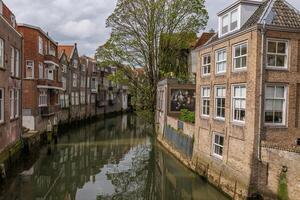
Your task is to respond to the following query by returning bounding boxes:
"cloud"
[5,0,117,56]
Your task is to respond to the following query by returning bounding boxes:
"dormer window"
[220,8,239,37]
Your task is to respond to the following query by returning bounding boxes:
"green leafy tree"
[96,0,208,111]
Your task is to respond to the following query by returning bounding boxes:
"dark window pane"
[235,58,241,68]
[265,112,273,123]
[267,55,276,66]
[231,21,238,30]
[274,112,283,123]
[276,55,285,67]
[277,42,286,54]
[242,56,247,68]
[222,26,228,34]
[240,110,246,121]
[235,46,240,57]
[241,45,247,55]
[268,42,277,53]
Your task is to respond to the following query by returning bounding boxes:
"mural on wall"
[170,89,195,112]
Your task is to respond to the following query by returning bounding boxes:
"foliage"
[179,109,195,124]
[278,171,289,200]
[96,0,208,111]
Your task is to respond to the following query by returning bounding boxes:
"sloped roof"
[194,32,215,49]
[204,0,300,47]
[58,45,74,60]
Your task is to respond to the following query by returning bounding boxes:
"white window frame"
[73,73,77,87]
[80,91,85,104]
[266,39,288,69]
[26,60,34,79]
[215,49,227,74]
[71,92,75,105]
[212,133,224,159]
[219,7,240,37]
[39,90,47,107]
[0,38,4,69]
[38,36,43,55]
[232,84,246,123]
[215,86,226,120]
[39,63,43,79]
[46,68,54,80]
[15,49,20,78]
[11,47,15,76]
[15,89,19,118]
[0,88,3,123]
[201,86,210,117]
[202,54,211,77]
[75,92,79,105]
[264,85,287,126]
[10,89,14,119]
[233,42,247,71]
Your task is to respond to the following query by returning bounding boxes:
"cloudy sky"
[5,0,300,56]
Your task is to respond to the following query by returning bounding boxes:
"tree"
[96,0,208,111]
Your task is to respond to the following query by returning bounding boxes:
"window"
[230,9,238,31]
[60,94,65,108]
[267,40,288,68]
[91,95,96,103]
[62,77,66,90]
[233,43,247,70]
[71,92,75,105]
[202,54,211,76]
[38,36,43,55]
[82,64,86,72]
[26,60,34,79]
[46,68,54,80]
[10,90,14,119]
[73,59,78,68]
[220,9,239,36]
[0,38,4,68]
[11,47,15,76]
[215,86,226,119]
[80,91,85,104]
[73,73,77,87]
[212,133,224,159]
[0,89,3,122]
[81,76,85,87]
[232,85,246,122]
[15,90,19,118]
[75,92,79,105]
[91,77,97,90]
[87,77,90,88]
[221,14,229,35]
[15,50,20,77]
[39,63,43,79]
[265,85,287,125]
[87,94,90,104]
[39,90,47,107]
[216,49,226,74]
[201,87,210,116]
[62,65,67,73]
[65,94,69,108]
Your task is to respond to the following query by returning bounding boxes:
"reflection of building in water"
[2,115,149,200]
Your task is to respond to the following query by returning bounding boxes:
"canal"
[0,114,229,200]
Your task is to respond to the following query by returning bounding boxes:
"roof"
[18,23,57,45]
[194,32,215,49]
[203,0,300,47]
[58,45,75,60]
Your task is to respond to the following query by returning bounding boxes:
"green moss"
[278,172,289,200]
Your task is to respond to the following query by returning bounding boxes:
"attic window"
[220,8,239,36]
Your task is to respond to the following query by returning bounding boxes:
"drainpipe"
[258,21,266,161]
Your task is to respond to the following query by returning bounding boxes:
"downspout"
[258,21,266,161]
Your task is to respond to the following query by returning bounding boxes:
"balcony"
[40,105,60,117]
[37,79,62,89]
[44,54,59,66]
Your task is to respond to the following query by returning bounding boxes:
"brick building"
[58,44,81,123]
[193,0,300,199]
[0,1,22,154]
[18,24,62,133]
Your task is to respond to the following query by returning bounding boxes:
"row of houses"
[157,0,300,199]
[0,1,129,161]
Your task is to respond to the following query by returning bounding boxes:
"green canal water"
[0,114,229,200]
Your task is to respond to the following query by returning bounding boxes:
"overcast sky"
[5,0,300,56]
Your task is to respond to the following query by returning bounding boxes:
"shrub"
[179,109,195,124]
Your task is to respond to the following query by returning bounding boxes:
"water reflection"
[0,114,229,200]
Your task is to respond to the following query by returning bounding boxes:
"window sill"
[212,154,223,161]
[265,67,289,71]
[214,117,225,122]
[200,115,210,120]
[232,121,245,127]
[264,124,288,129]
[201,75,211,78]
[215,72,226,76]
[232,68,247,73]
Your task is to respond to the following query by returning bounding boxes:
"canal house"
[192,0,300,199]
[0,0,23,162]
[18,24,62,133]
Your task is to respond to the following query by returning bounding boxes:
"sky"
[4,0,300,56]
